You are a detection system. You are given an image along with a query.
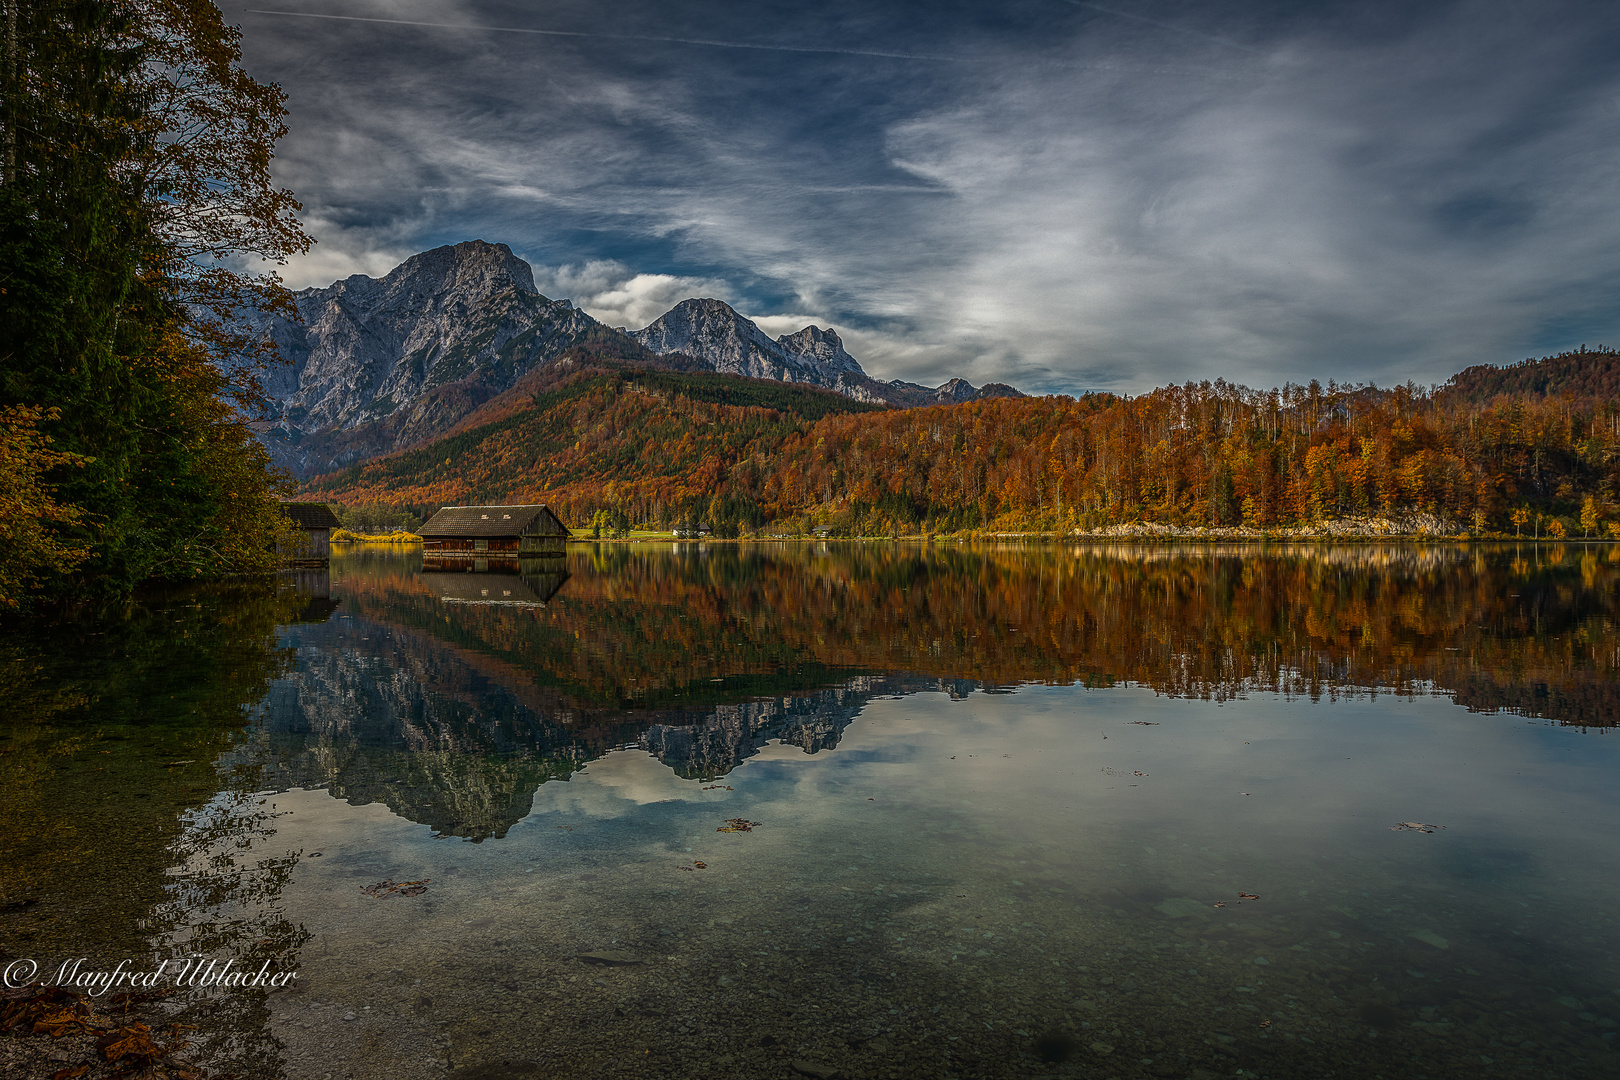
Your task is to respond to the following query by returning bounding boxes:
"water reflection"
[0,578,315,1078]
[3,543,1618,1080]
[420,555,570,605]
[233,542,1620,843]
[334,541,1620,725]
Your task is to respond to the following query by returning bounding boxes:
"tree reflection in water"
[335,541,1620,725]
[1,543,1615,1079]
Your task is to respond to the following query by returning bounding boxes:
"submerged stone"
[1156,897,1210,919]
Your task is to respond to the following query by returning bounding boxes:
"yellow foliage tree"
[1580,495,1602,538]
[0,407,91,607]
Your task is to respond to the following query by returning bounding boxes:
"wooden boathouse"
[280,502,341,567]
[418,504,571,559]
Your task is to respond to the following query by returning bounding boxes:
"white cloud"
[531,260,735,330]
[276,215,418,290]
[746,313,827,338]
[238,0,1620,393]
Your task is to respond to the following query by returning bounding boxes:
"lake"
[2,542,1618,1080]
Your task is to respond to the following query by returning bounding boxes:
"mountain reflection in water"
[241,543,1620,841]
[4,541,1619,1080]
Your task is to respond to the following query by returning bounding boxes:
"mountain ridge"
[255,241,1022,476]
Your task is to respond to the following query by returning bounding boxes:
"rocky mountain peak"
[630,298,811,383]
[304,241,539,331]
[634,298,778,353]
[776,325,863,377]
[379,239,536,299]
[259,241,598,471]
[256,241,1025,477]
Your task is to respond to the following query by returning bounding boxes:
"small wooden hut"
[280,502,341,567]
[418,504,570,559]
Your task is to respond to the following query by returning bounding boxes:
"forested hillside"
[1442,346,1620,404]
[303,357,1620,538]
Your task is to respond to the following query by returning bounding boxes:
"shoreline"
[334,534,1618,545]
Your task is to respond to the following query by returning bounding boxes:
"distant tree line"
[0,0,307,609]
[306,353,1620,540]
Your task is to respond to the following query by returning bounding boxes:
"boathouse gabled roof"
[282,502,341,529]
[419,504,570,539]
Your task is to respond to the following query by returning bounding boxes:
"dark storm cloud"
[225,0,1620,393]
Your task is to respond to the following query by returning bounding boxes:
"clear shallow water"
[3,543,1619,1080]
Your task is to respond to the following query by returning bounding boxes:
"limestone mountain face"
[931,377,1026,405]
[627,298,1023,408]
[257,240,609,474]
[255,241,1023,476]
[775,324,865,378]
[629,298,889,403]
[872,375,1029,408]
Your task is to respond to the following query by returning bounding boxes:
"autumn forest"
[304,347,1620,540]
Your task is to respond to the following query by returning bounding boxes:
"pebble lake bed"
[4,543,1618,1080]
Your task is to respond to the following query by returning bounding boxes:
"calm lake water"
[3,542,1618,1080]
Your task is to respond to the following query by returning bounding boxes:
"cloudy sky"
[226,0,1620,394]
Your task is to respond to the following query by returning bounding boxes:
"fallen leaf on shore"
[96,1023,164,1063]
[1,987,92,1037]
[2,975,203,1079]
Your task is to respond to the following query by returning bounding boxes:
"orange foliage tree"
[304,366,1620,538]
